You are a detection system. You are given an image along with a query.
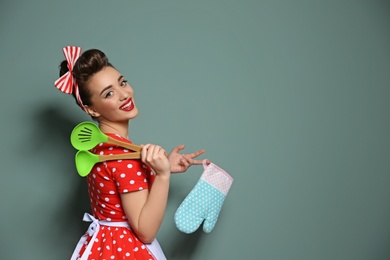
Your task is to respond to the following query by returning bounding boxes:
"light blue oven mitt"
[174,160,233,234]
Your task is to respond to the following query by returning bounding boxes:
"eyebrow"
[99,75,125,96]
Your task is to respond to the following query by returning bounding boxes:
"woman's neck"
[98,121,130,139]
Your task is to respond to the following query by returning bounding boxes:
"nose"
[118,87,130,100]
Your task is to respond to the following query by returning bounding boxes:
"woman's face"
[85,66,138,123]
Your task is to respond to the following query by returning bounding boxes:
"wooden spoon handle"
[105,137,168,157]
[98,152,141,162]
[106,136,142,152]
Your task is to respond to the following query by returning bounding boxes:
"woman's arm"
[120,144,171,243]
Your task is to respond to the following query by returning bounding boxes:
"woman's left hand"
[168,145,208,173]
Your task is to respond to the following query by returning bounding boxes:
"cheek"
[105,101,119,111]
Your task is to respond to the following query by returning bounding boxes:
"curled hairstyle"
[59,49,114,108]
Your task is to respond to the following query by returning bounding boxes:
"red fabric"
[74,133,156,260]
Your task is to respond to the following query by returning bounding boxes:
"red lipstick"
[120,98,134,111]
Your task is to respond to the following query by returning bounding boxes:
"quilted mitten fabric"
[174,160,233,234]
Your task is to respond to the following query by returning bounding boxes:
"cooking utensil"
[70,121,141,152]
[75,150,141,177]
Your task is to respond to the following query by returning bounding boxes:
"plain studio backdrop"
[0,0,389,259]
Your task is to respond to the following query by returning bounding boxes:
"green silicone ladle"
[70,121,141,152]
[75,150,141,177]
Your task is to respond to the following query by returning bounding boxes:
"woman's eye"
[105,91,113,98]
[121,80,128,86]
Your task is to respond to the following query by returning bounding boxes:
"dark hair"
[59,49,114,107]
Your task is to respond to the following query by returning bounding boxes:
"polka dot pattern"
[174,162,233,234]
[76,226,155,260]
[75,133,156,259]
[86,134,155,222]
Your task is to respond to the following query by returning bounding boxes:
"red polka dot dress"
[72,133,159,260]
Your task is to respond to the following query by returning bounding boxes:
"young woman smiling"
[55,46,206,260]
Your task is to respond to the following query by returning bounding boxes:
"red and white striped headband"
[54,46,85,111]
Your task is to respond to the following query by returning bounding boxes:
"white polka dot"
[139,187,144,190]
[107,218,111,221]
[123,149,129,152]
[106,245,110,250]
[112,168,117,172]
[120,173,126,178]
[110,211,115,215]
[105,197,109,202]
[109,190,115,194]
[115,204,120,208]
[123,189,128,193]
[130,180,135,184]
[134,247,139,252]
[125,253,130,257]
[97,167,101,171]
[118,247,122,252]
[109,147,113,150]
[137,171,142,176]
[127,164,133,168]
[100,151,104,155]
[92,174,96,178]
[102,204,106,208]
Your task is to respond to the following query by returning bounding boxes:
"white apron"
[70,213,167,260]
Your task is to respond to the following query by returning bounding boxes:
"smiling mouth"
[120,98,134,111]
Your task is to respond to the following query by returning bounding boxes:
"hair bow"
[54,46,85,110]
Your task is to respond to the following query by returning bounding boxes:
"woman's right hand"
[141,144,171,176]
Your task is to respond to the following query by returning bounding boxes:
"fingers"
[141,144,167,163]
[190,149,206,159]
[171,144,185,154]
[180,154,193,168]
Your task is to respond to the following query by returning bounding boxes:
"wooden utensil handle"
[106,137,168,157]
[98,152,141,162]
[107,136,142,152]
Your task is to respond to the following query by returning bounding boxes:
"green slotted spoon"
[70,121,141,152]
[75,150,141,177]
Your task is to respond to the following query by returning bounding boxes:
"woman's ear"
[84,105,100,118]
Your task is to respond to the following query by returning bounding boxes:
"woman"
[55,46,206,259]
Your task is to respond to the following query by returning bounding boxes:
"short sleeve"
[92,133,155,194]
[107,158,155,193]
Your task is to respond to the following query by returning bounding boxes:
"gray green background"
[1,0,389,259]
